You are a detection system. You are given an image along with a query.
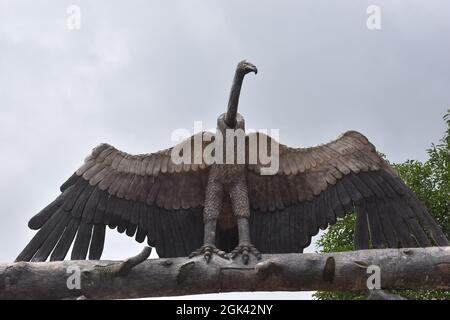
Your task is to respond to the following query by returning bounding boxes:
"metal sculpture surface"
[17,60,448,264]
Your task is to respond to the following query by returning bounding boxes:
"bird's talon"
[218,250,226,257]
[189,244,227,263]
[230,243,261,264]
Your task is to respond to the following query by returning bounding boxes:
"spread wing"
[247,131,448,253]
[16,132,215,262]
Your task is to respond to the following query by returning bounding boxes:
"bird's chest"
[210,164,246,188]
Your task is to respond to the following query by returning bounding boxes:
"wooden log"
[0,247,448,300]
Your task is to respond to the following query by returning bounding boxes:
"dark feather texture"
[248,131,448,252]
[17,130,447,262]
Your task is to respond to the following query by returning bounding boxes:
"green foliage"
[314,110,450,300]
[316,215,355,253]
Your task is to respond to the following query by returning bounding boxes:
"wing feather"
[247,131,448,253]
[17,133,213,262]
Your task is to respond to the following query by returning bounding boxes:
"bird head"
[237,60,258,76]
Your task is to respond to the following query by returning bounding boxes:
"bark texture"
[2,247,449,300]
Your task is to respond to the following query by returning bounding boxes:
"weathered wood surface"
[2,247,449,300]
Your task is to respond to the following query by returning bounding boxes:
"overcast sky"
[0,0,449,300]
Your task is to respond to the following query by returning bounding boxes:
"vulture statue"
[17,60,448,264]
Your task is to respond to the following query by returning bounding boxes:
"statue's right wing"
[16,132,215,262]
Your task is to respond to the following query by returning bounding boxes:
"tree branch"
[1,247,448,300]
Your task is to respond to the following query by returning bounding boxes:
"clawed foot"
[189,244,227,263]
[229,243,262,264]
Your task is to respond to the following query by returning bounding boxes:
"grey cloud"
[0,0,449,299]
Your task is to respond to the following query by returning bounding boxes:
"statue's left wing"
[16,132,214,262]
[246,131,448,253]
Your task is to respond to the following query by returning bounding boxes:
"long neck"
[225,70,245,128]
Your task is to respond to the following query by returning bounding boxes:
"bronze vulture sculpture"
[17,60,448,264]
